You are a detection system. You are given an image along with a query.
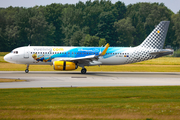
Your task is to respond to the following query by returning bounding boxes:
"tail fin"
[139,21,170,49]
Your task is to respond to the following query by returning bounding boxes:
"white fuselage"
[4,46,162,66]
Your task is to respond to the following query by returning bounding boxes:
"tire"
[25,69,29,73]
[81,68,86,74]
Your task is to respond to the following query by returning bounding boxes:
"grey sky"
[0,0,179,13]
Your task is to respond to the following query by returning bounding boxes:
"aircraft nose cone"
[4,54,12,63]
[4,54,8,62]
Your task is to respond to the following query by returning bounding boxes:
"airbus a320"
[4,21,173,74]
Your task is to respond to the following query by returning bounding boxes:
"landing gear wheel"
[25,69,29,73]
[81,68,87,74]
[25,64,29,73]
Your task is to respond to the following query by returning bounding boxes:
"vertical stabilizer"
[139,21,170,49]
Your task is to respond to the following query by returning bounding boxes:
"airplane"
[4,21,173,74]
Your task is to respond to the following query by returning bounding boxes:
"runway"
[0,71,180,88]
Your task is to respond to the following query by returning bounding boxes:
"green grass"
[0,86,180,119]
[133,57,180,65]
[0,56,7,63]
[0,52,8,63]
[1,63,180,72]
[0,78,26,82]
[0,52,9,56]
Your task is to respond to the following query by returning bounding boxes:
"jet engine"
[53,61,78,70]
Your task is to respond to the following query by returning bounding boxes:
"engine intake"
[53,61,78,70]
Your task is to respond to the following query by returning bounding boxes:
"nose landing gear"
[25,64,29,73]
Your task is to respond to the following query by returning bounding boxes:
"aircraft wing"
[52,55,97,62]
[52,43,110,63]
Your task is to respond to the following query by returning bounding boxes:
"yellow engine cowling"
[53,61,78,70]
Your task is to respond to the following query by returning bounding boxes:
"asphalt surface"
[0,71,180,88]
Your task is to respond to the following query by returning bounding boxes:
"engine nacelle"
[53,61,78,70]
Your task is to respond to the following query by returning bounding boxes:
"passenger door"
[24,47,29,58]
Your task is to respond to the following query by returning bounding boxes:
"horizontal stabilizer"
[150,49,173,56]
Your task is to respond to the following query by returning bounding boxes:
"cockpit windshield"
[12,51,18,54]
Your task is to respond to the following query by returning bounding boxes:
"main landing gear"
[25,64,29,73]
[81,68,87,74]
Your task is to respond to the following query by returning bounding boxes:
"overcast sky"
[0,0,179,13]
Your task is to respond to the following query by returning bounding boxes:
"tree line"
[0,0,180,52]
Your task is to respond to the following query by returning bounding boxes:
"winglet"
[100,43,110,56]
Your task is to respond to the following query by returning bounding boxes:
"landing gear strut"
[81,68,87,74]
[25,64,29,73]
